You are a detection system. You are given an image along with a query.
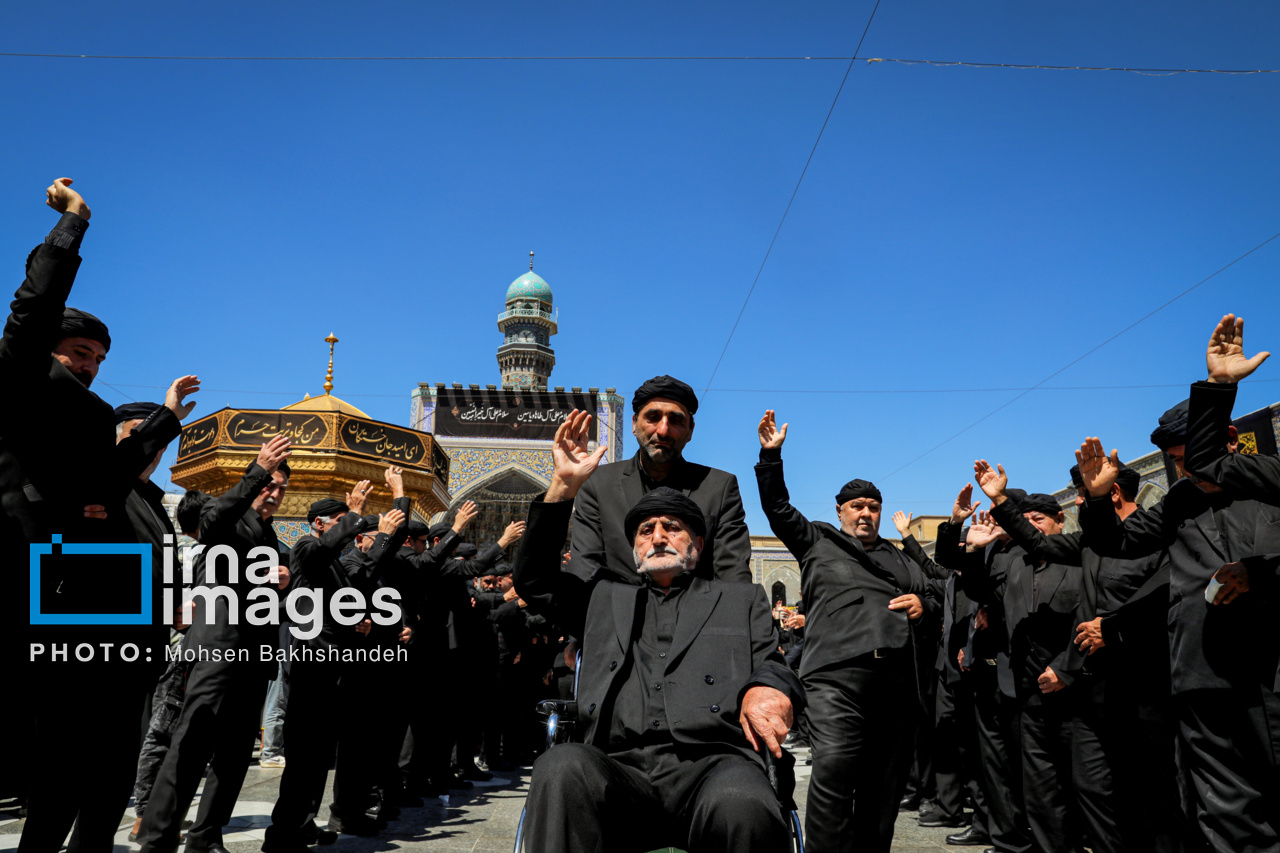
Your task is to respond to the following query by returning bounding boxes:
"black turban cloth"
[632,375,699,415]
[407,520,430,539]
[492,561,512,576]
[835,479,882,507]
[114,401,162,424]
[1021,493,1062,517]
[362,515,382,529]
[60,307,111,352]
[1150,399,1189,450]
[307,498,349,523]
[1069,465,1084,489]
[455,543,478,559]
[623,486,708,542]
[1004,488,1028,512]
[427,521,452,541]
[1115,467,1140,500]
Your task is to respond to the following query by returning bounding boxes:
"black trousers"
[398,639,453,788]
[137,660,271,853]
[802,655,916,853]
[524,742,787,853]
[1102,685,1189,853]
[265,659,376,846]
[931,668,987,832]
[19,675,148,853]
[1177,687,1280,853]
[904,651,938,802]
[971,664,1032,853]
[1019,698,1122,853]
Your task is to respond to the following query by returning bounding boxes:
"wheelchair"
[513,654,804,853]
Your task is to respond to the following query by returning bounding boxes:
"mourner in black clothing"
[570,375,752,584]
[519,410,804,853]
[1071,314,1280,853]
[138,437,293,853]
[755,411,929,853]
[974,460,1186,853]
[5,179,197,853]
[264,474,407,851]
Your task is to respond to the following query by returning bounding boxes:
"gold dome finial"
[323,333,339,395]
[529,250,535,271]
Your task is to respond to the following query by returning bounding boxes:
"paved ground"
[0,746,976,852]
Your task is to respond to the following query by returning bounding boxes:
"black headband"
[307,498,349,523]
[1150,399,1189,450]
[835,479,882,506]
[114,401,162,425]
[623,487,708,542]
[60,307,111,352]
[632,375,698,415]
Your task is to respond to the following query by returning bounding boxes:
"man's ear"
[1227,424,1239,452]
[693,535,705,555]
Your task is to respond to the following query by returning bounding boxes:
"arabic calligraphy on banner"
[225,412,330,448]
[340,418,430,464]
[177,415,220,459]
[435,389,597,440]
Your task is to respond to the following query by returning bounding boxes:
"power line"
[701,0,883,400]
[874,226,1280,483]
[1,52,1277,75]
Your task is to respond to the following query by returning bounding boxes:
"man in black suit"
[5,179,197,853]
[138,436,293,853]
[518,410,803,853]
[754,410,930,853]
[570,375,751,584]
[1074,313,1280,853]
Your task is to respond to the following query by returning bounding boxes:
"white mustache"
[264,497,278,505]
[644,545,680,558]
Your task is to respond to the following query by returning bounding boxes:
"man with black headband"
[3,179,202,853]
[265,471,408,850]
[972,459,1176,853]
[570,374,751,584]
[518,410,803,853]
[755,410,930,853]
[1073,313,1280,853]
[139,436,293,853]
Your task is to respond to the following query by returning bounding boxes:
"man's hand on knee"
[739,686,793,759]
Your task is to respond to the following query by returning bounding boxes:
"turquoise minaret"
[497,251,559,389]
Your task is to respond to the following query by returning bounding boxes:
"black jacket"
[570,451,752,584]
[2,227,181,675]
[515,496,802,769]
[755,449,930,678]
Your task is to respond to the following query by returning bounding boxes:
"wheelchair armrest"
[536,699,578,722]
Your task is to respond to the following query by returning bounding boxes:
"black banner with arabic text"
[434,389,597,440]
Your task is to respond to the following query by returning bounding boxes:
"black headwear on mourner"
[362,514,381,529]
[307,498,349,523]
[1150,399,1190,450]
[835,479,882,507]
[455,543,478,559]
[427,521,452,540]
[407,520,430,539]
[1004,487,1028,512]
[1021,493,1062,517]
[113,401,162,424]
[632,375,699,415]
[59,307,111,351]
[623,486,708,542]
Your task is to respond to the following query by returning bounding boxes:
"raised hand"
[452,500,479,533]
[385,466,405,499]
[46,177,90,220]
[758,410,789,450]
[892,511,913,538]
[1074,437,1121,498]
[256,435,292,475]
[950,483,981,524]
[498,520,527,549]
[966,511,1002,550]
[165,375,201,420]
[547,409,607,502]
[378,509,406,535]
[1207,313,1270,384]
[973,459,1008,501]
[347,479,373,515]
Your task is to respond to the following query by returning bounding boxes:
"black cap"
[427,521,452,540]
[114,401,163,424]
[623,487,707,542]
[1150,399,1189,450]
[455,543,478,558]
[632,375,698,415]
[407,520,430,539]
[1021,493,1062,516]
[60,307,111,352]
[307,498,349,523]
[835,479,882,506]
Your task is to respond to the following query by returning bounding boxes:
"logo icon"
[29,535,152,625]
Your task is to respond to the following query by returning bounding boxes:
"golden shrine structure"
[171,335,451,546]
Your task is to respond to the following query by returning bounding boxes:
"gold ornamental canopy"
[170,335,451,536]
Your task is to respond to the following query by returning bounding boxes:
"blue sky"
[2,0,1279,535]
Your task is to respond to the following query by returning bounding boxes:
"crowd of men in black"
[4,177,1279,853]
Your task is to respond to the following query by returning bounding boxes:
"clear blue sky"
[3,1,1279,535]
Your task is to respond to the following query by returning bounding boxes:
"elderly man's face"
[252,471,289,518]
[632,514,702,578]
[838,498,881,543]
[1024,511,1064,536]
[633,400,694,465]
[53,336,106,388]
[312,511,347,536]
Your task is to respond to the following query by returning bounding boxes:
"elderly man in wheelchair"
[514,411,805,853]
